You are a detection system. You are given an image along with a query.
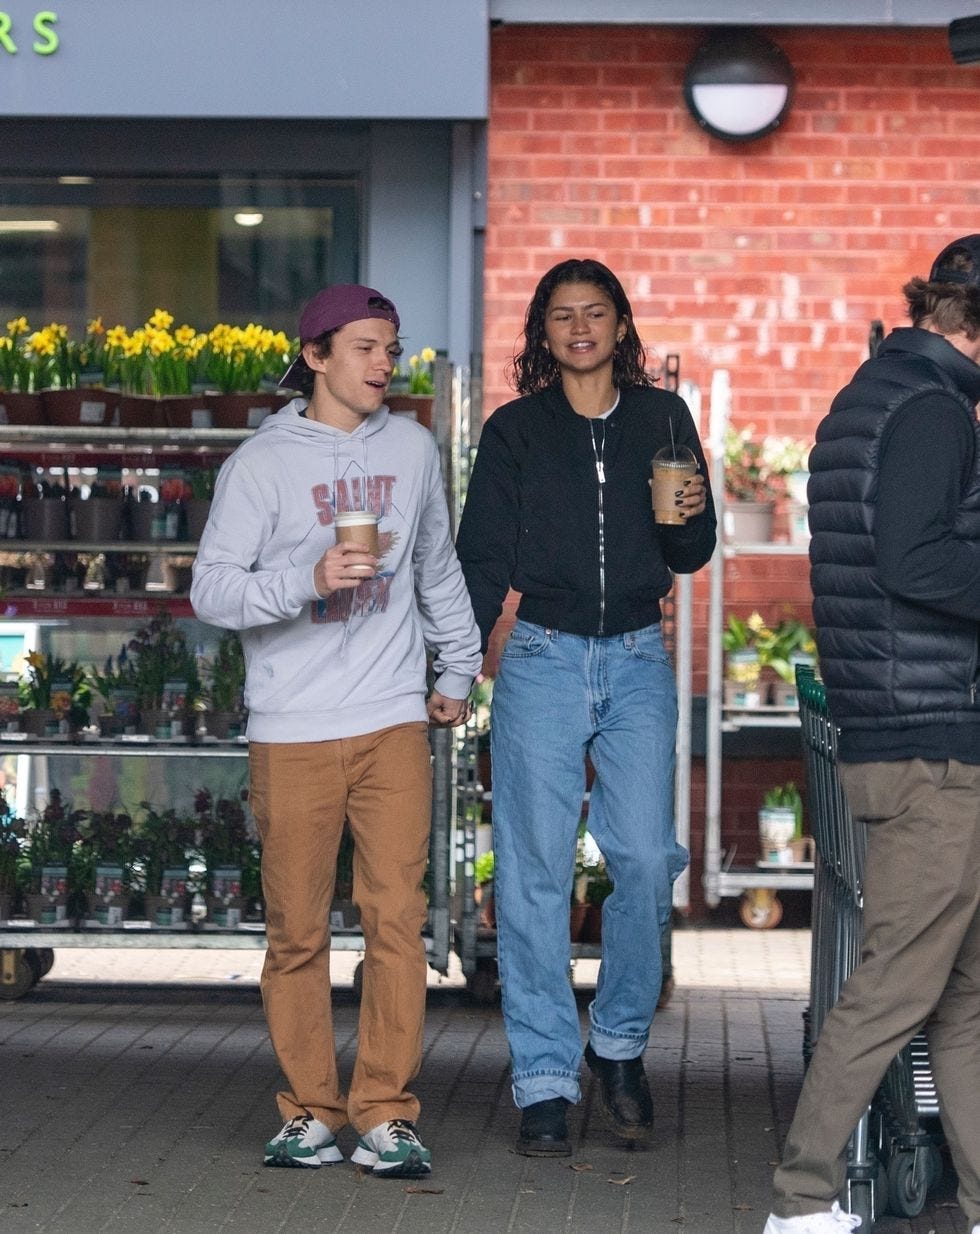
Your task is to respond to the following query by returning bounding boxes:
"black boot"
[516,1097,572,1157]
[584,1042,653,1140]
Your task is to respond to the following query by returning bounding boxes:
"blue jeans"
[490,620,688,1108]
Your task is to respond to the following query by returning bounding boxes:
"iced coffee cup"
[651,445,698,525]
[334,510,380,574]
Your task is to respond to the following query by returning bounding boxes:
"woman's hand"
[648,472,708,521]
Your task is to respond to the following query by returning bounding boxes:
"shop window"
[0,177,359,336]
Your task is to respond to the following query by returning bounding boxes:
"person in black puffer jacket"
[457,259,715,1158]
[765,239,980,1234]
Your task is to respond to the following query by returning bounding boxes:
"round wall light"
[683,27,795,143]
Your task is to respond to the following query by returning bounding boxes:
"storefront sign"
[0,10,58,55]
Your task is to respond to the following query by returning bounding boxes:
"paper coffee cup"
[334,510,380,574]
[651,447,698,525]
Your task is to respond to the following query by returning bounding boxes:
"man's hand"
[313,542,378,596]
[427,691,472,727]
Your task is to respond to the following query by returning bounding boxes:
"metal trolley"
[797,666,944,1228]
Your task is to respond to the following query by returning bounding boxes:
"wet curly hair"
[509,258,654,395]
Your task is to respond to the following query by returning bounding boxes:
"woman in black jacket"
[456,259,715,1156]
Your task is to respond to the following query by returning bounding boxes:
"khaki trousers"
[772,758,980,1227]
[249,722,432,1134]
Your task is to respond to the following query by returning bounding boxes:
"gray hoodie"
[190,399,481,742]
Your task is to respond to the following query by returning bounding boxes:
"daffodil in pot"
[387,346,437,429]
[37,318,120,427]
[203,322,294,428]
[0,315,42,424]
[18,650,91,737]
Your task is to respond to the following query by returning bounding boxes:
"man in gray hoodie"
[191,284,481,1178]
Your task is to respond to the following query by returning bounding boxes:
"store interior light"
[0,220,60,232]
[233,212,264,227]
[57,175,93,185]
[683,27,795,143]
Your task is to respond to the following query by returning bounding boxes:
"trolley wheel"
[27,947,55,978]
[351,960,364,1001]
[0,948,42,1000]
[738,889,783,929]
[886,1148,931,1217]
[468,959,499,1006]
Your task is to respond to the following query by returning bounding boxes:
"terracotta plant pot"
[0,391,46,425]
[386,394,434,430]
[159,395,213,429]
[205,392,291,429]
[117,394,163,428]
[42,387,119,427]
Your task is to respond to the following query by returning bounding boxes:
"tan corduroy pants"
[772,758,980,1228]
[249,722,433,1134]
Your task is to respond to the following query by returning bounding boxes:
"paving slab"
[0,930,963,1234]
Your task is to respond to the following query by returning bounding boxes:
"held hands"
[314,542,378,596]
[649,472,708,521]
[427,691,472,728]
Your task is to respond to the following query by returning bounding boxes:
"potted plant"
[126,609,201,736]
[721,612,767,708]
[474,849,495,928]
[761,435,811,546]
[758,782,804,865]
[18,650,91,736]
[22,789,87,924]
[36,318,120,428]
[202,629,247,738]
[760,615,817,707]
[203,322,294,428]
[0,792,27,920]
[581,859,612,943]
[193,788,254,927]
[130,802,196,926]
[88,648,139,737]
[80,809,134,924]
[0,315,41,423]
[723,425,780,542]
[387,345,437,429]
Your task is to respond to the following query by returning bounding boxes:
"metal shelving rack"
[702,371,813,927]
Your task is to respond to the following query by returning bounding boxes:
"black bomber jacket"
[456,384,717,651]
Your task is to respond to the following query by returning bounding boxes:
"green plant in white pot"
[758,782,803,865]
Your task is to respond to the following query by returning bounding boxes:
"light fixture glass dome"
[684,27,795,143]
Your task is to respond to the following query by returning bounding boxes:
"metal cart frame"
[797,666,944,1227]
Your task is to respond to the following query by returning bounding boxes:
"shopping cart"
[796,665,944,1228]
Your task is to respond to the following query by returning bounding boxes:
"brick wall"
[481,23,980,918]
[484,23,980,435]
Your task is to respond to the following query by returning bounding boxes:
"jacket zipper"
[590,421,606,636]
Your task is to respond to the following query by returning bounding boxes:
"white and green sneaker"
[351,1119,432,1178]
[263,1114,343,1168]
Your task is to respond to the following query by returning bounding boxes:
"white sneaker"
[763,1202,862,1233]
[351,1118,432,1178]
[263,1113,343,1167]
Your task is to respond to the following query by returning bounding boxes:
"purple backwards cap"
[279,284,400,390]
[929,235,980,288]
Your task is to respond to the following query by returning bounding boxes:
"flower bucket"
[159,395,213,429]
[42,387,120,427]
[72,496,123,542]
[20,497,68,541]
[183,497,212,542]
[205,392,291,429]
[0,391,46,425]
[723,500,774,545]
